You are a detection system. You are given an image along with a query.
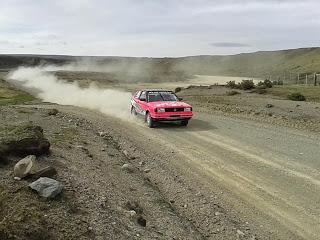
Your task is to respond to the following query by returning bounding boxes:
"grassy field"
[0,74,35,106]
[269,85,320,102]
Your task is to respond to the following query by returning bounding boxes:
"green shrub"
[263,79,273,88]
[257,79,273,89]
[272,80,283,85]
[226,81,238,89]
[287,93,306,101]
[240,80,255,90]
[174,87,182,93]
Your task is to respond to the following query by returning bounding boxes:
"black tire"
[131,106,137,115]
[146,112,155,128]
[180,120,189,126]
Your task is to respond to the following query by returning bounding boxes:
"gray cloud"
[211,42,251,48]
[0,0,319,56]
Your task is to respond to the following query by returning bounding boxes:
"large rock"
[29,177,63,198]
[0,124,50,158]
[32,166,57,178]
[13,155,36,179]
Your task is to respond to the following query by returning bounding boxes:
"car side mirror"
[178,97,183,101]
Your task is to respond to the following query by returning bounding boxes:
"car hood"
[148,101,192,108]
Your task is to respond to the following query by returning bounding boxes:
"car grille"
[165,108,184,112]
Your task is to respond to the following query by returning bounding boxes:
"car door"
[137,91,148,115]
[133,91,147,115]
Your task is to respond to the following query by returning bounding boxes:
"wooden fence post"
[289,72,292,82]
[305,74,308,85]
[314,73,317,86]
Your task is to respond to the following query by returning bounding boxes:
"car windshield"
[148,91,178,102]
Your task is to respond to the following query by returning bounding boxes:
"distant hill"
[174,48,320,80]
[1,47,320,82]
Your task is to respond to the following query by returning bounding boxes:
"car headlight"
[156,108,165,112]
[184,107,192,112]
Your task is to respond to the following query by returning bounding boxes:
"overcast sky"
[0,0,319,57]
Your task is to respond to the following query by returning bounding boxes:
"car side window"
[139,91,146,100]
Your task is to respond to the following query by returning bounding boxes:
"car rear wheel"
[180,120,189,126]
[146,112,155,128]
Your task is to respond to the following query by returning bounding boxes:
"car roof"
[142,89,173,92]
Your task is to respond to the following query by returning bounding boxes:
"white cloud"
[0,0,319,56]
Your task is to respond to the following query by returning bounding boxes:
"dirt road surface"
[37,104,320,240]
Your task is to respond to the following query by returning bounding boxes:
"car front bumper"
[152,112,193,121]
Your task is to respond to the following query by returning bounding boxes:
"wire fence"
[263,73,319,86]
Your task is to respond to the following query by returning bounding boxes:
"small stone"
[123,150,129,157]
[121,163,133,173]
[144,169,151,173]
[214,212,221,216]
[32,166,57,178]
[266,104,274,108]
[14,177,21,181]
[99,132,107,137]
[47,109,59,116]
[137,216,147,227]
[237,229,245,236]
[123,150,135,159]
[127,210,137,218]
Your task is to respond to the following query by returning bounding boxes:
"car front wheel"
[180,120,189,126]
[146,112,155,128]
[131,106,137,115]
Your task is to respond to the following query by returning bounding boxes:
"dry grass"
[269,85,320,102]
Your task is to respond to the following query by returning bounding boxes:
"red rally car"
[131,89,193,128]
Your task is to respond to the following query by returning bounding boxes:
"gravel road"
[138,112,320,240]
[40,104,320,240]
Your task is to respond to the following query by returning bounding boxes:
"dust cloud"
[7,66,132,120]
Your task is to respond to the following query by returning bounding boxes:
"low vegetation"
[51,127,79,145]
[226,79,268,90]
[287,93,306,101]
[224,78,319,102]
[226,90,240,96]
[269,85,320,102]
[0,78,35,106]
